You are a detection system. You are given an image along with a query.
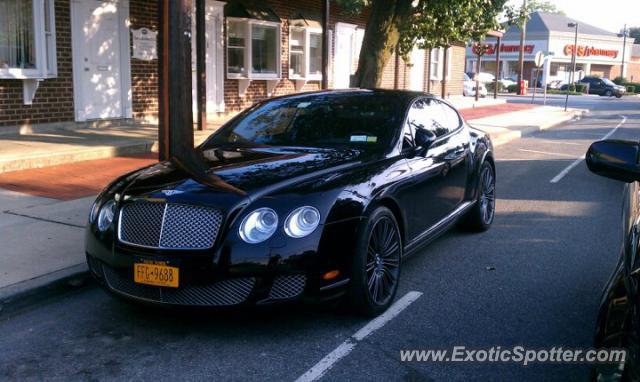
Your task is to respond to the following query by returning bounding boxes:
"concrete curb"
[0,141,158,174]
[475,108,588,147]
[0,263,91,316]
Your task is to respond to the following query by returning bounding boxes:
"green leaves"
[397,0,506,59]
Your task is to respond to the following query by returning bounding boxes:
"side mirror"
[414,128,437,155]
[586,140,640,183]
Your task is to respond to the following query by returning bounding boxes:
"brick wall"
[0,0,466,128]
[129,0,159,122]
[0,0,74,127]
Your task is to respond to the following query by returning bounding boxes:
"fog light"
[323,270,340,280]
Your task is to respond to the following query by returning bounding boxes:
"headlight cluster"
[97,200,116,232]
[239,206,320,244]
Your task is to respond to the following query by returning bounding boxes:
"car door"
[591,79,604,94]
[401,98,469,241]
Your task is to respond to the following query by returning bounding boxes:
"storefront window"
[227,21,246,75]
[430,48,451,80]
[289,28,305,77]
[251,24,277,74]
[0,0,57,78]
[227,19,280,79]
[0,0,36,69]
[309,32,322,76]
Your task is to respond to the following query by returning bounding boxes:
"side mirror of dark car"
[586,140,640,183]
[414,128,437,156]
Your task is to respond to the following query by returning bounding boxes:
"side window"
[405,98,455,146]
[436,101,462,135]
[404,99,430,149]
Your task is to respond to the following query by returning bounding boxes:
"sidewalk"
[0,102,587,309]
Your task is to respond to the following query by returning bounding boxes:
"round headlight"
[89,200,101,223]
[239,208,278,244]
[285,206,320,238]
[97,200,116,232]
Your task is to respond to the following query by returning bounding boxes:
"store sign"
[132,28,158,61]
[563,44,618,59]
[484,44,535,55]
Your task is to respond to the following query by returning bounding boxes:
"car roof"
[261,88,434,107]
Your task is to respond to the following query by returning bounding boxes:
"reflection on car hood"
[120,146,366,202]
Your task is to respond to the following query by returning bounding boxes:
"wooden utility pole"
[321,0,330,89]
[516,0,527,95]
[158,0,194,161]
[441,46,448,98]
[196,0,206,131]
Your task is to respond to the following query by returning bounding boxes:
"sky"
[506,0,640,33]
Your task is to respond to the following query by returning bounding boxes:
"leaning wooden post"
[196,0,206,131]
[158,0,194,160]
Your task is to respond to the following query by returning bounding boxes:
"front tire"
[347,206,401,316]
[459,161,495,232]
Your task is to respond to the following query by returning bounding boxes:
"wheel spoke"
[383,242,399,258]
[366,261,376,273]
[382,258,399,268]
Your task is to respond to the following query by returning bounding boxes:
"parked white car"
[498,77,517,88]
[464,73,488,97]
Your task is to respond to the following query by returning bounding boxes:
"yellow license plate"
[134,262,179,288]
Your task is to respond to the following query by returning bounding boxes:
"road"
[1,96,640,382]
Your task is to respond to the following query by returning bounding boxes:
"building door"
[191,0,225,116]
[333,23,358,88]
[71,0,131,121]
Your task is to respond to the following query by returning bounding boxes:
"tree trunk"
[351,0,413,88]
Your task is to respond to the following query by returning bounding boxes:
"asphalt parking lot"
[1,95,639,382]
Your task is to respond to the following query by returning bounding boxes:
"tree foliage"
[335,0,506,87]
[397,0,505,56]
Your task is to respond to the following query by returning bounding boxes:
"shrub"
[627,85,636,93]
[574,83,587,93]
[486,82,504,92]
[613,76,627,85]
[506,84,518,93]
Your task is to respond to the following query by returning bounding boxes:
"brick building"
[0,0,466,130]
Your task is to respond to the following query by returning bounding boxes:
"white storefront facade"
[466,12,636,86]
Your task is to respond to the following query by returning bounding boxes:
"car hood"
[118,146,366,205]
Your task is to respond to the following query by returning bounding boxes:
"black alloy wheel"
[348,206,401,316]
[459,161,496,232]
[366,216,401,306]
[479,164,496,225]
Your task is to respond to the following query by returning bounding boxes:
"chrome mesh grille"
[102,265,255,306]
[268,274,306,300]
[118,202,223,250]
[119,202,165,247]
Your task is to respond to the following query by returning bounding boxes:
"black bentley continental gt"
[85,89,495,316]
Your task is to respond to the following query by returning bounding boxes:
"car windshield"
[602,78,615,86]
[204,93,404,151]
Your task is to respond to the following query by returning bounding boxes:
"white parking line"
[518,149,578,158]
[550,115,627,184]
[294,291,423,382]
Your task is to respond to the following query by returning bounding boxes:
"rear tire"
[347,206,401,317]
[459,161,495,232]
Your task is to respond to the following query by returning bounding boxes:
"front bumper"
[85,217,360,308]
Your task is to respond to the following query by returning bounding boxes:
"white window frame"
[0,0,57,79]
[288,26,322,81]
[226,17,281,80]
[430,47,452,81]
